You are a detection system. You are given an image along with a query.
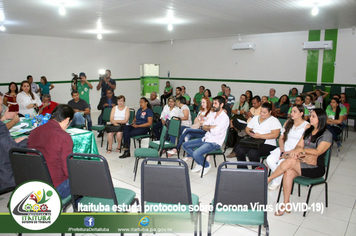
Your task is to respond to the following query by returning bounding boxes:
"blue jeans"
[177,128,206,150]
[70,112,85,126]
[326,124,344,142]
[56,179,70,199]
[170,125,189,144]
[182,138,220,168]
[123,125,149,151]
[84,104,92,130]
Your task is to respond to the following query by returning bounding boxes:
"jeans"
[70,112,85,127]
[182,138,221,168]
[85,104,92,130]
[123,125,149,151]
[177,128,206,150]
[153,120,163,140]
[56,179,70,199]
[326,124,343,142]
[170,125,189,144]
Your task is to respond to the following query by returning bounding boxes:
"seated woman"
[234,102,281,165]
[106,95,130,153]
[267,108,332,216]
[287,96,309,120]
[160,81,173,105]
[274,94,290,117]
[288,87,298,105]
[267,105,310,190]
[231,94,249,124]
[245,90,253,108]
[3,82,19,112]
[153,97,180,140]
[168,97,212,158]
[120,97,153,158]
[308,89,328,109]
[326,98,346,150]
[303,94,315,113]
[204,89,213,102]
[340,93,350,115]
[17,80,42,118]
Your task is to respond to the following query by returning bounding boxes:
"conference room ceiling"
[1,0,356,43]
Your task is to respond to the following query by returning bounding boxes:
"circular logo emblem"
[9,181,62,230]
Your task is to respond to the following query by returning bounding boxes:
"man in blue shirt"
[96,69,116,98]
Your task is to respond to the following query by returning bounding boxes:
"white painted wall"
[0,34,159,110]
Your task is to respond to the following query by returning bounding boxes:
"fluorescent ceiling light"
[0,11,4,22]
[59,5,66,15]
[97,33,102,40]
[167,23,173,31]
[311,5,319,15]
[0,24,5,31]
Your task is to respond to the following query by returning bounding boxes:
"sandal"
[106,149,112,154]
[274,204,291,216]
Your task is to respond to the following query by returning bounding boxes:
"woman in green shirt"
[160,81,172,105]
[274,95,290,117]
[326,98,346,150]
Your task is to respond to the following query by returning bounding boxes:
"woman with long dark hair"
[245,90,253,108]
[268,108,332,216]
[120,97,153,158]
[274,94,290,117]
[326,98,346,150]
[17,80,42,118]
[3,82,19,112]
[267,105,310,190]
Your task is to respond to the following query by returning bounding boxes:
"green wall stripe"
[305,30,321,83]
[321,29,338,83]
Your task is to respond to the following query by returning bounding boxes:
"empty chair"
[208,162,269,236]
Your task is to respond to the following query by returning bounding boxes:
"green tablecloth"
[10,120,99,155]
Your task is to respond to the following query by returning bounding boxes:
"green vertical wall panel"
[305,30,321,83]
[321,29,338,83]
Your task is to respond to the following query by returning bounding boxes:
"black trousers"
[235,143,276,168]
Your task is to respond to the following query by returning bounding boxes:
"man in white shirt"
[182,96,229,176]
[27,75,39,93]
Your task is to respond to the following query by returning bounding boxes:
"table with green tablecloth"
[9,119,98,155]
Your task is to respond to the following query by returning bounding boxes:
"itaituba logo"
[9,181,61,230]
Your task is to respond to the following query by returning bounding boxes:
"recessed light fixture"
[311,4,319,16]
[0,11,4,22]
[167,23,173,31]
[0,24,5,32]
[97,33,102,40]
[59,2,66,16]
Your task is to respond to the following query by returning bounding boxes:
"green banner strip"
[321,29,338,83]
[305,30,321,83]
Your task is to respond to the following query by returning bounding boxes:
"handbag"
[239,137,265,149]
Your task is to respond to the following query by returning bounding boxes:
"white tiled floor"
[1,111,355,236]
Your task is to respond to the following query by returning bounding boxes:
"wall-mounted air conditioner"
[232,42,256,50]
[302,41,333,50]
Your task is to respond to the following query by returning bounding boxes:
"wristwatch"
[237,110,240,115]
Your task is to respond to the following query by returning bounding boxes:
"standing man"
[0,93,28,190]
[224,86,235,109]
[68,91,89,127]
[182,96,229,176]
[96,69,116,98]
[73,72,93,130]
[193,86,205,112]
[181,86,191,105]
[27,75,39,94]
[268,88,279,104]
[28,104,74,199]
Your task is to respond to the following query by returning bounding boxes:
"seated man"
[0,94,28,189]
[182,96,229,176]
[287,95,309,120]
[181,86,191,105]
[148,91,160,107]
[97,88,117,125]
[224,86,235,109]
[174,87,182,100]
[28,104,74,199]
[38,94,58,115]
[68,90,89,127]
[268,88,279,104]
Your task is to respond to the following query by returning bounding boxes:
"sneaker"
[200,165,211,176]
[167,150,177,155]
[191,165,203,173]
[268,183,281,191]
[337,141,342,150]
